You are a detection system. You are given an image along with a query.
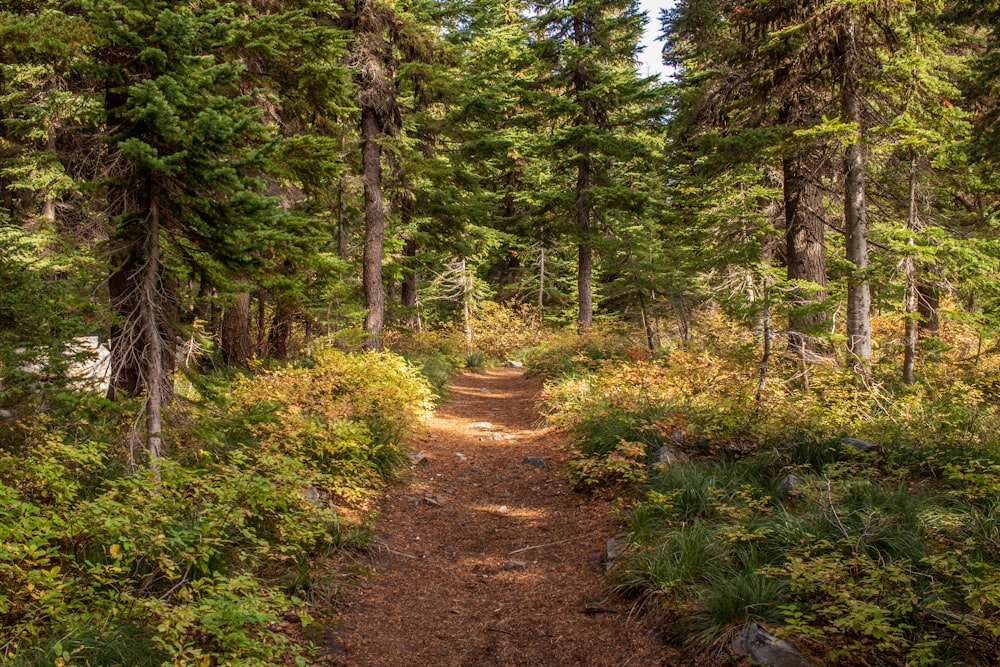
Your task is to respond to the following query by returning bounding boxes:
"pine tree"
[82,0,282,472]
[529,0,664,330]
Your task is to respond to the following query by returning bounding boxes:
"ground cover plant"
[0,349,431,665]
[536,314,1000,665]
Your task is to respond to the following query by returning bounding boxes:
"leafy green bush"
[0,348,432,664]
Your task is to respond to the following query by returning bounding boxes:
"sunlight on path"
[326,368,679,667]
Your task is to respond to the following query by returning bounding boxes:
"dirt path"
[328,367,672,666]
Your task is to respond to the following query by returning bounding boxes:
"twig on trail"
[580,605,621,615]
[386,548,420,560]
[507,531,601,555]
[486,627,514,636]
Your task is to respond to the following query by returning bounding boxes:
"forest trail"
[327,367,675,666]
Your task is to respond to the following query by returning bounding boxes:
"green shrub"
[540,315,1000,664]
[0,347,432,664]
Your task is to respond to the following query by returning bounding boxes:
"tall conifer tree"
[530,0,662,330]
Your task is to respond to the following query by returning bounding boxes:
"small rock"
[423,494,448,507]
[841,437,878,452]
[443,488,456,495]
[457,476,467,483]
[732,623,818,667]
[455,452,468,462]
[777,474,802,500]
[503,360,524,368]
[491,434,506,440]
[651,445,687,466]
[502,489,512,497]
[406,452,428,465]
[480,387,491,394]
[495,474,508,481]
[0,409,12,419]
[470,465,481,472]
[523,456,547,469]
[468,422,493,430]
[503,559,528,571]
[603,537,625,571]
[497,505,509,513]
[301,487,329,505]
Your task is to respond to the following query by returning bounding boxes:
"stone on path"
[503,560,528,571]
[423,494,448,507]
[467,422,493,430]
[603,537,624,572]
[523,456,547,469]
[503,360,524,368]
[406,452,427,465]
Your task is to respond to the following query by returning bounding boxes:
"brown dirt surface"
[325,367,682,666]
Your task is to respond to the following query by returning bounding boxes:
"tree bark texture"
[221,291,252,366]
[361,105,386,351]
[839,14,871,363]
[141,195,165,481]
[903,154,918,384]
[783,154,828,349]
[267,297,295,361]
[576,155,593,331]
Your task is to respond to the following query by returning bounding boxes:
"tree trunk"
[917,280,939,336]
[576,155,593,331]
[108,255,144,400]
[783,154,828,349]
[537,246,546,310]
[337,174,349,261]
[840,14,871,364]
[903,154,918,384]
[267,298,295,361]
[361,105,385,351]
[141,194,165,483]
[401,235,419,330]
[192,271,213,324]
[221,291,252,366]
[41,124,57,223]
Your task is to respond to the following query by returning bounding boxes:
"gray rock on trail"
[732,623,818,667]
[467,422,493,430]
[423,494,448,507]
[406,452,427,465]
[503,559,528,571]
[503,360,524,368]
[523,456,547,469]
[603,537,624,572]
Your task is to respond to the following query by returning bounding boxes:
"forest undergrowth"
[533,312,1000,665]
[5,301,1000,666]
[0,350,432,665]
